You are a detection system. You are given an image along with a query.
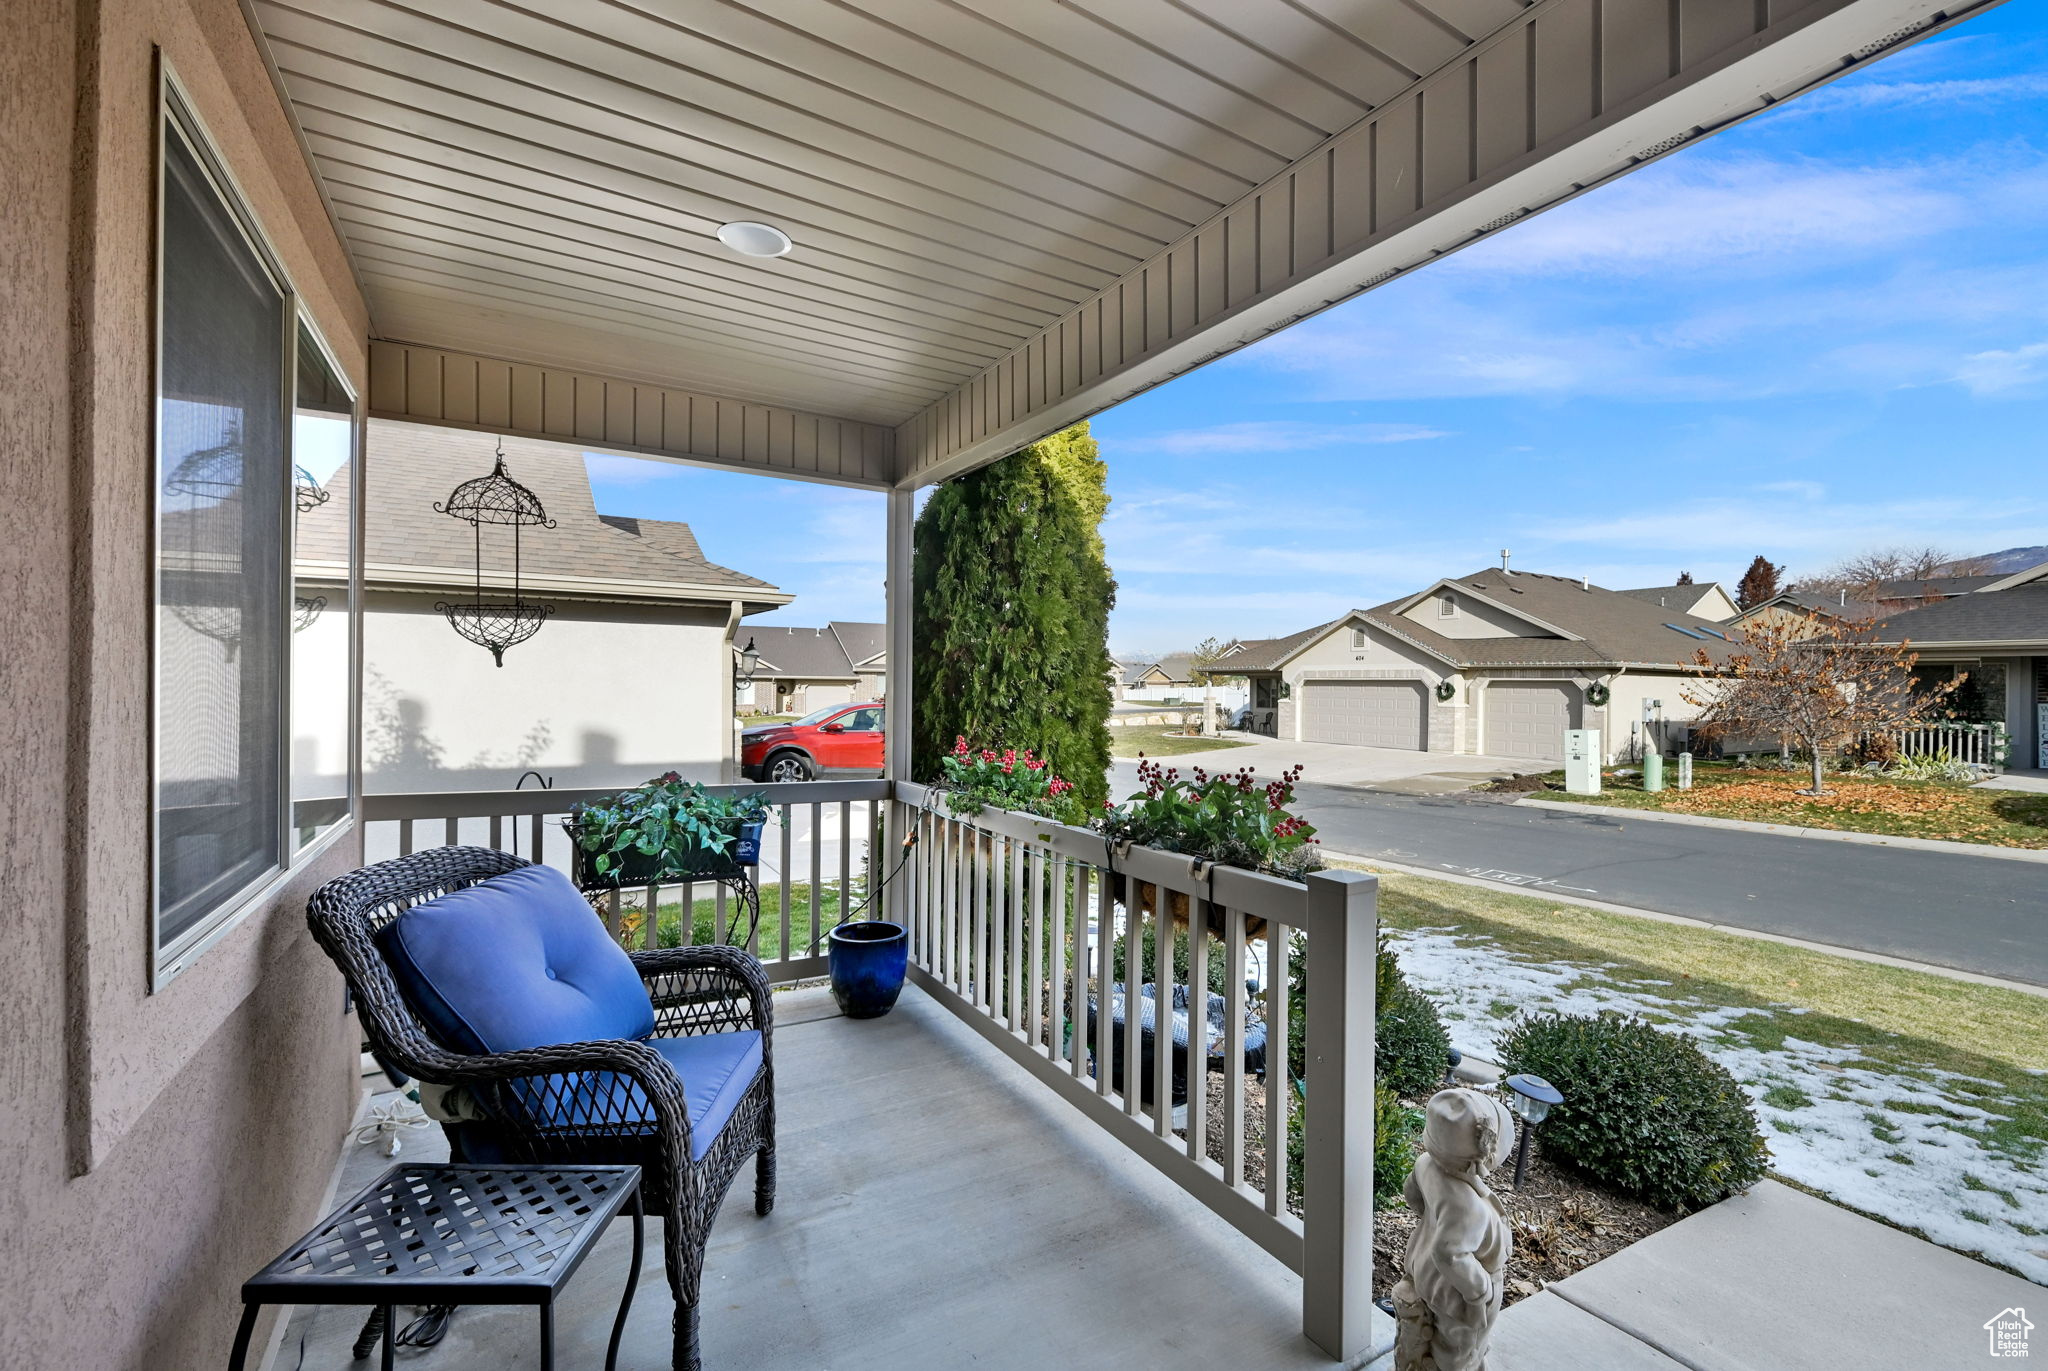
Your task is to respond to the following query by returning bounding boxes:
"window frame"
[1438,594,1458,618]
[150,66,360,990]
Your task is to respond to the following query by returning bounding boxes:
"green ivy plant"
[568,771,769,879]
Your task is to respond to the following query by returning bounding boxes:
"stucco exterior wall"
[2,3,366,1367]
[364,592,736,791]
[1600,670,1708,761]
[1398,590,1550,639]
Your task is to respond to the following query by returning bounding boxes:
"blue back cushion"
[377,863,655,1054]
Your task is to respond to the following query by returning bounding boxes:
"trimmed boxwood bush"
[1496,1011,1770,1212]
[1287,1083,1419,1212]
[1286,935,1453,1099]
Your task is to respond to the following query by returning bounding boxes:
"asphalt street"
[1285,783,2047,986]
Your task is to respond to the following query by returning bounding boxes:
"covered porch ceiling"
[245,0,2003,491]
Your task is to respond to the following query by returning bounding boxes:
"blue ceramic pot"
[828,921,909,1019]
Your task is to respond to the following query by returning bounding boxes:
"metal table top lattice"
[246,1164,640,1305]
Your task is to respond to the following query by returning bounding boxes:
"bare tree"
[1798,546,1988,602]
[1675,570,1695,585]
[1683,612,1962,795]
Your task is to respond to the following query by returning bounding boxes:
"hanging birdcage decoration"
[293,594,327,633]
[293,463,331,514]
[434,441,556,667]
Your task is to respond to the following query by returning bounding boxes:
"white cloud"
[1757,480,1826,500]
[1781,72,2048,118]
[1954,340,2048,395]
[1116,420,1448,455]
[1440,158,1962,279]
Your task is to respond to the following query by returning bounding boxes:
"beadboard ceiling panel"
[247,0,2005,487]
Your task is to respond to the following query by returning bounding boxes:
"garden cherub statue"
[1393,1087,1517,1371]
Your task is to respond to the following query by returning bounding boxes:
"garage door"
[1485,681,1575,760]
[1299,680,1428,750]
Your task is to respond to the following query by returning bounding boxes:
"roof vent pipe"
[1501,548,1513,576]
[1840,589,1847,606]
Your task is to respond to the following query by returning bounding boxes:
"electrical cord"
[804,792,940,954]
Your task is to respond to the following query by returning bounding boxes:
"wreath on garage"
[1585,682,1612,707]
[1434,679,1457,702]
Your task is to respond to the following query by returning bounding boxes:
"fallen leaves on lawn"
[1663,778,1973,818]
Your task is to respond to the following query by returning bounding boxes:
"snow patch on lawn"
[1388,925,2048,1283]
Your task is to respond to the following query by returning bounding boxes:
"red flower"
[954,735,970,757]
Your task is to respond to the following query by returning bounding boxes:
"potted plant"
[565,771,769,888]
[1096,757,1320,940]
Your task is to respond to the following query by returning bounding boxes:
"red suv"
[741,702,885,783]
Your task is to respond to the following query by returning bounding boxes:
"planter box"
[566,818,763,889]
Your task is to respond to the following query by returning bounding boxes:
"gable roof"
[298,423,786,610]
[1240,570,1740,673]
[1738,589,1877,623]
[746,625,859,679]
[1871,580,2048,647]
[1619,581,1736,617]
[828,620,887,668]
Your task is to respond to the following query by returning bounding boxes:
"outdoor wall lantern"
[736,636,762,689]
[1502,1073,1564,1190]
[433,440,555,667]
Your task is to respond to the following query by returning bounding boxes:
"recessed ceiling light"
[716,221,792,258]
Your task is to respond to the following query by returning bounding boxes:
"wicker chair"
[306,846,774,1371]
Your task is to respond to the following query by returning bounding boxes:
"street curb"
[1513,796,2048,865]
[1319,848,2048,1001]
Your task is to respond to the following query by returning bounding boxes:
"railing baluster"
[1010,838,1027,1033]
[1225,905,1247,1190]
[809,802,824,956]
[972,830,989,1012]
[1187,901,1209,1162]
[1264,926,1287,1217]
[779,806,794,956]
[1124,880,1142,1119]
[605,888,622,942]
[444,816,458,848]
[1153,881,1175,1138]
[529,813,543,868]
[681,881,695,947]
[488,814,502,852]
[399,818,415,857]
[777,803,793,961]
[1028,845,1045,1049]
[838,799,853,929]
[1094,865,1113,1098]
[1067,858,1086,1079]
[985,834,1004,1018]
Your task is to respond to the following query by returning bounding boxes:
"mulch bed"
[1192,1069,1675,1308]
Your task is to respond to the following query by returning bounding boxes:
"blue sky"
[592,8,2048,657]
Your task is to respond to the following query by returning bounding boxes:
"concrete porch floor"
[278,985,1370,1370]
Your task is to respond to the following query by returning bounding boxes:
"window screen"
[156,120,288,953]
[290,326,355,849]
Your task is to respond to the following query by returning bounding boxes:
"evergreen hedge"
[1496,1011,1770,1212]
[912,423,1116,812]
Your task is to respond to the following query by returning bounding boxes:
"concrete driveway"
[1111,734,1530,793]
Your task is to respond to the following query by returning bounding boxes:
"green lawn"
[608,880,866,960]
[1108,724,1252,759]
[1338,862,2048,1280]
[1530,763,2048,848]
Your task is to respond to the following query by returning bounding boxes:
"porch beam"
[881,486,915,926]
[894,0,2002,489]
[367,340,896,490]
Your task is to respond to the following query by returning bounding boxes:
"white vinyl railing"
[362,779,890,985]
[890,782,1378,1362]
[1889,722,2009,769]
[360,777,1379,1361]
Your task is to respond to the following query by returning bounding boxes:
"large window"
[154,81,358,981]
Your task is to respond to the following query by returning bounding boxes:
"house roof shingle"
[1870,582,2048,647]
[743,621,887,680]
[1233,571,1739,673]
[297,424,784,608]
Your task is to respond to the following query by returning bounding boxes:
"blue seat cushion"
[377,863,655,1054]
[455,1030,764,1163]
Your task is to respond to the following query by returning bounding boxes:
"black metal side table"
[229,1164,644,1371]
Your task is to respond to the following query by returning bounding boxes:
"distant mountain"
[1942,546,2048,574]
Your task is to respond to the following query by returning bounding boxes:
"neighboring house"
[1117,651,1250,712]
[1872,561,2048,770]
[1229,567,1737,762]
[299,422,788,792]
[1619,581,1740,621]
[1731,588,1877,636]
[737,621,886,715]
[1735,576,2001,636]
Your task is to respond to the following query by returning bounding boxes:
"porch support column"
[882,486,915,925]
[1301,868,1379,1362]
